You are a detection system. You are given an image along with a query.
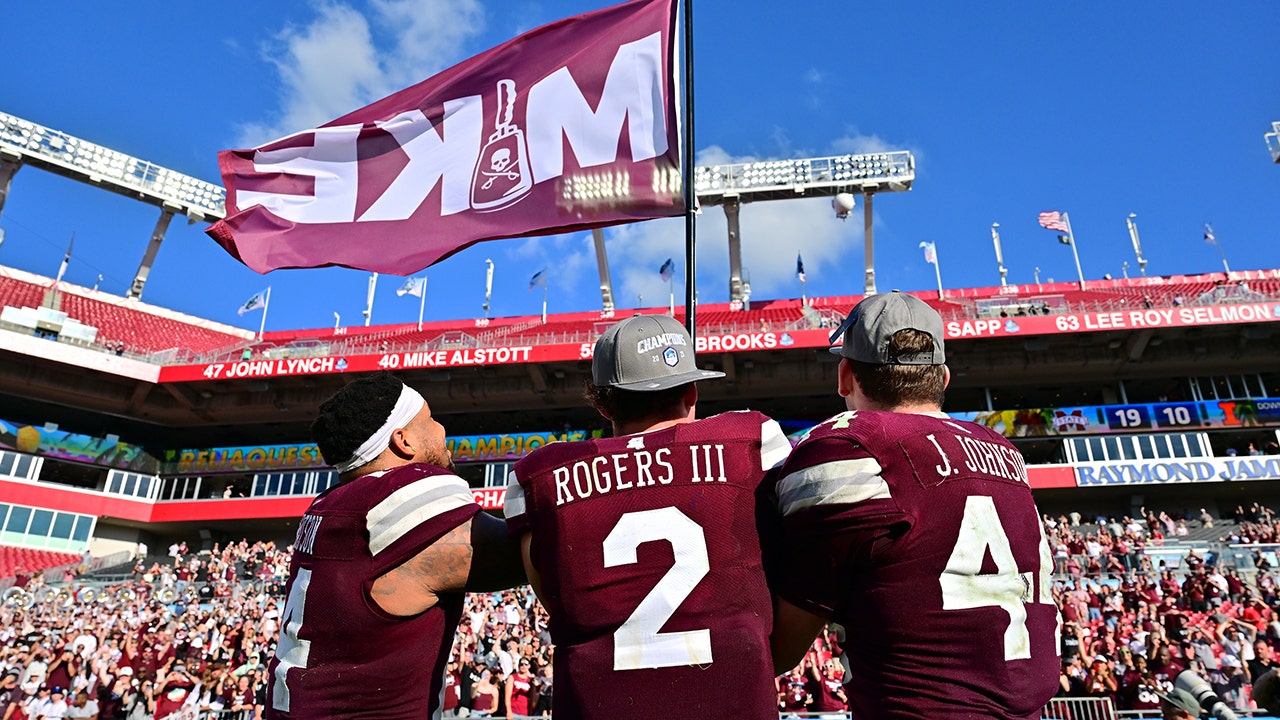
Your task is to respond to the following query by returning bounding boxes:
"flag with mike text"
[207,0,683,275]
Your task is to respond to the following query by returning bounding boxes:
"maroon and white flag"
[208,0,682,274]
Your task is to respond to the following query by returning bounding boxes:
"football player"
[770,292,1062,719]
[505,314,790,719]
[266,373,525,719]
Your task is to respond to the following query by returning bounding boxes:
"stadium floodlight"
[695,150,915,299]
[1267,122,1280,164]
[0,111,225,220]
[0,110,228,301]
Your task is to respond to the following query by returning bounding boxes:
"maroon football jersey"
[774,410,1061,720]
[505,411,790,720]
[265,463,481,720]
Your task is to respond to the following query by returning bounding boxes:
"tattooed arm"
[371,512,527,617]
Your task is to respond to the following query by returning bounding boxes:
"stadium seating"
[0,544,80,579]
[0,265,251,355]
[57,291,248,354]
[0,272,50,310]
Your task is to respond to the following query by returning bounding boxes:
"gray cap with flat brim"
[828,291,946,365]
[593,314,725,391]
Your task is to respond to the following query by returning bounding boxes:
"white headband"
[334,384,426,473]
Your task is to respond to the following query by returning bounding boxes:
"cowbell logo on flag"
[238,289,268,315]
[207,0,683,275]
[659,258,675,281]
[396,276,427,298]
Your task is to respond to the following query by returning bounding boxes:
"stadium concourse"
[0,262,1279,718]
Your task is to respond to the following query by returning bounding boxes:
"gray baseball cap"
[828,291,946,365]
[592,315,725,391]
[1157,687,1201,716]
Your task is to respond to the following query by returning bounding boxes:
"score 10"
[1107,403,1201,430]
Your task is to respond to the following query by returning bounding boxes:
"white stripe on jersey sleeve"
[776,457,890,517]
[503,470,527,520]
[367,474,476,556]
[760,418,792,470]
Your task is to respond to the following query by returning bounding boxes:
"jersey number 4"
[272,567,313,712]
[604,507,713,671]
[940,496,1057,661]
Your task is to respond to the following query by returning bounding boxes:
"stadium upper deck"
[1,262,1277,444]
[0,261,1278,557]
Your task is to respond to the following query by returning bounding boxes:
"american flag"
[1038,211,1069,233]
[920,242,937,265]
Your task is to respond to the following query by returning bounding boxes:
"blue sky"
[0,1,1276,335]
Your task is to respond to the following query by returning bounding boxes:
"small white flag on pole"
[397,276,427,298]
[238,289,268,315]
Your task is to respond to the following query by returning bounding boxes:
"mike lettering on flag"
[796,254,806,282]
[396,276,427,298]
[1038,211,1069,233]
[528,269,548,290]
[238,289,269,315]
[207,0,683,275]
[659,258,675,282]
[920,242,937,265]
[1204,224,1217,244]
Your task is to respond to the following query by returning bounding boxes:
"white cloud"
[237,0,485,147]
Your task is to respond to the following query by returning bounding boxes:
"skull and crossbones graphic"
[479,148,520,189]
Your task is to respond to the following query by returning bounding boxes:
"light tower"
[0,111,225,301]
[558,151,916,308]
[695,152,915,297]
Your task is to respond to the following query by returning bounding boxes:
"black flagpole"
[681,0,696,338]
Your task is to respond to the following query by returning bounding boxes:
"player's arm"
[371,512,526,616]
[771,596,828,675]
[503,674,515,720]
[518,531,544,600]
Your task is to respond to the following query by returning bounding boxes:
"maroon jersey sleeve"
[266,464,480,720]
[505,411,790,720]
[774,410,1061,720]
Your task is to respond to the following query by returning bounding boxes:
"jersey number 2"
[604,507,712,671]
[940,496,1055,661]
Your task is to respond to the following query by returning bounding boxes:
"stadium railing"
[1044,697,1118,719]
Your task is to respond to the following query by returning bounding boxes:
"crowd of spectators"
[1,541,287,720]
[6,504,1280,718]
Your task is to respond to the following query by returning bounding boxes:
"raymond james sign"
[1075,455,1280,486]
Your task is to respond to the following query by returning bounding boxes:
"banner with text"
[158,302,1280,383]
[0,417,156,472]
[1074,455,1280,486]
[163,430,590,474]
[954,398,1280,438]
